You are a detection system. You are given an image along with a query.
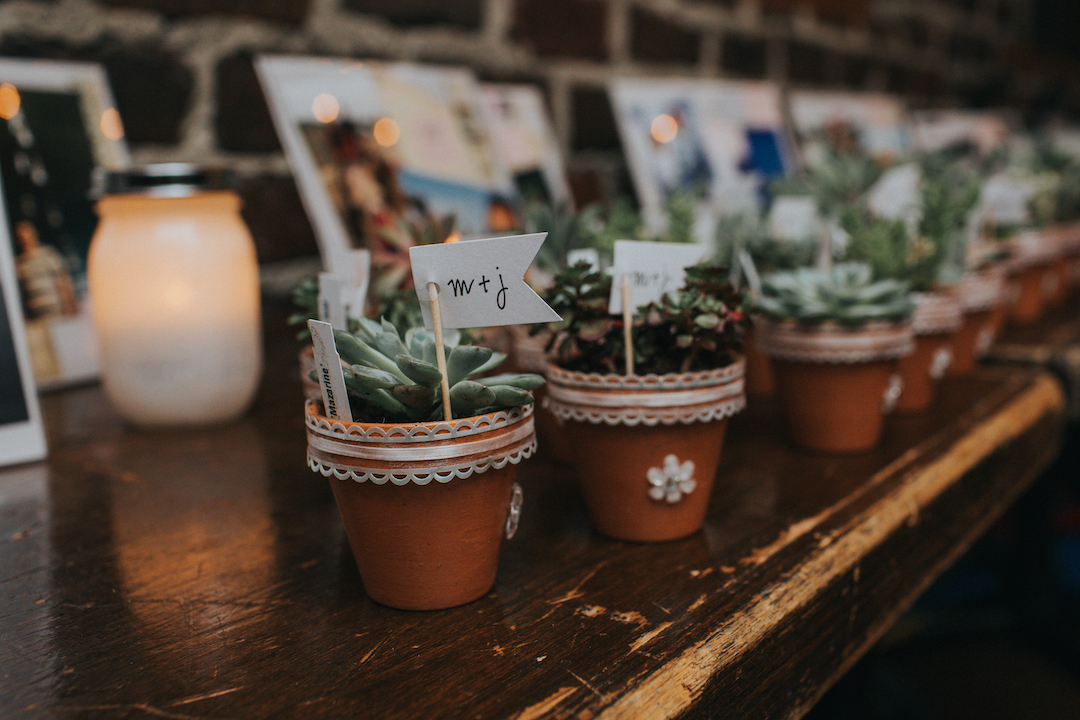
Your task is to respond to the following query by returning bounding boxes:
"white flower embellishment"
[929,346,953,379]
[647,454,696,504]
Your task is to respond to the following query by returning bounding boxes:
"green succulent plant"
[755,262,915,327]
[713,213,817,276]
[772,140,882,220]
[536,260,746,375]
[525,201,606,273]
[323,318,543,423]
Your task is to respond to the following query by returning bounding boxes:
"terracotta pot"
[947,269,1004,377]
[508,326,573,464]
[755,319,913,453]
[306,403,536,610]
[744,323,776,397]
[895,291,962,412]
[544,361,745,542]
[1006,230,1060,325]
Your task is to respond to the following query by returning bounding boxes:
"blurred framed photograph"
[910,109,1011,156]
[479,83,572,209]
[0,58,130,389]
[255,55,519,283]
[787,90,910,163]
[0,185,47,466]
[610,77,795,233]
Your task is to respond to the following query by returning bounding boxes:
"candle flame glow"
[0,84,20,120]
[312,93,339,124]
[650,114,679,144]
[100,107,125,140]
[372,117,400,147]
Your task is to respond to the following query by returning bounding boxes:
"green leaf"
[449,380,497,416]
[446,345,494,386]
[395,354,443,386]
[489,385,534,407]
[392,384,437,409]
[345,364,401,390]
[477,373,545,390]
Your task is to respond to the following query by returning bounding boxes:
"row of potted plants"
[298,135,1080,612]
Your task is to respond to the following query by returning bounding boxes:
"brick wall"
[1,0,1075,263]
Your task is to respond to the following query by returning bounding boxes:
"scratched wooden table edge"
[511,372,1066,720]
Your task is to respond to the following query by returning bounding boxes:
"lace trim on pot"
[1007,230,1060,270]
[544,362,746,426]
[544,394,746,427]
[305,403,537,485]
[911,291,962,335]
[959,271,1004,312]
[308,439,536,485]
[753,319,914,364]
[305,402,532,444]
[545,358,745,391]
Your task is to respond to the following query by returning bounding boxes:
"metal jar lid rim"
[93,164,236,198]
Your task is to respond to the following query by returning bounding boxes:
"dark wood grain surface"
[0,297,1066,720]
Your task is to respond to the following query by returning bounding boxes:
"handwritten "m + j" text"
[445,267,510,310]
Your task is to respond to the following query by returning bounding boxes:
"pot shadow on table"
[804,418,1080,720]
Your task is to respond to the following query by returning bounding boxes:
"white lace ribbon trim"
[305,404,536,485]
[305,403,531,443]
[959,271,1004,312]
[911,292,962,335]
[544,364,746,426]
[308,440,535,485]
[754,320,914,364]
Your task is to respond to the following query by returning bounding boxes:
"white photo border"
[0,58,130,390]
[0,178,47,466]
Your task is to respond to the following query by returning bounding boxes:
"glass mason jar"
[88,165,262,426]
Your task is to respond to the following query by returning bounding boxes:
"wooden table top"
[990,302,1080,418]
[0,298,1066,719]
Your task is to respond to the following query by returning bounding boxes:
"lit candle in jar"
[88,165,262,426]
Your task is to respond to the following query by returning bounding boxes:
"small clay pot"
[947,269,1004,377]
[545,361,746,542]
[508,326,573,464]
[895,290,962,412]
[306,403,535,610]
[755,319,913,453]
[1006,230,1060,325]
[744,323,776,397]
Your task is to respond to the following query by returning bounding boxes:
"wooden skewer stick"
[622,273,634,376]
[428,282,453,422]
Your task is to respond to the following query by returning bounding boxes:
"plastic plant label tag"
[607,240,708,314]
[318,272,347,331]
[566,248,600,271]
[737,248,762,297]
[868,163,922,220]
[409,233,561,329]
[979,173,1035,225]
[768,196,819,241]
[308,319,352,422]
[344,249,370,321]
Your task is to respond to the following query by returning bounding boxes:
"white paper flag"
[308,319,352,422]
[409,233,561,329]
[607,240,709,313]
[768,196,820,241]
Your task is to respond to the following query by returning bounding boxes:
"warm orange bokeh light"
[372,117,400,147]
[312,93,339,124]
[650,114,679,144]
[0,83,21,120]
[444,231,462,244]
[100,107,125,140]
